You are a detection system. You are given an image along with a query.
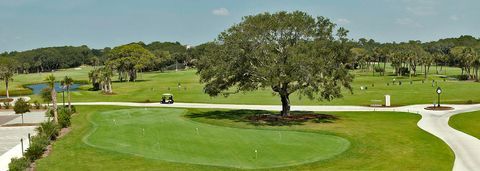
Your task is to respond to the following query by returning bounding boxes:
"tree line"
[0,41,207,75]
[350,35,480,80]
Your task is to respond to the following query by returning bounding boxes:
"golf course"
[32,106,454,170]
[1,4,480,171]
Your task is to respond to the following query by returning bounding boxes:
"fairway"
[83,108,349,169]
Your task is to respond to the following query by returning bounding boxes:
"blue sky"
[0,0,479,51]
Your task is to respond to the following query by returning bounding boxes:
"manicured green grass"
[35,106,453,170]
[4,65,480,106]
[84,108,349,169]
[449,111,480,139]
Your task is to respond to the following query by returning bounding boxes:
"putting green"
[83,108,350,169]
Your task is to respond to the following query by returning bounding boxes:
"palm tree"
[0,68,13,99]
[0,59,17,99]
[45,74,58,123]
[61,76,74,111]
[101,67,114,94]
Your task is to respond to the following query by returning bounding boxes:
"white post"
[385,95,391,107]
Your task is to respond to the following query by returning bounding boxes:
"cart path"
[71,102,480,171]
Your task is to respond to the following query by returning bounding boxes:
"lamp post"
[436,87,442,107]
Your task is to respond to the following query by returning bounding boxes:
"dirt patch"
[424,106,454,111]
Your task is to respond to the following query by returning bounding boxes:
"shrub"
[24,135,49,162]
[3,102,11,109]
[8,157,30,171]
[40,87,52,104]
[68,105,76,113]
[14,98,30,114]
[374,66,385,73]
[36,120,59,140]
[58,108,71,128]
[45,108,54,118]
[398,67,410,76]
[58,106,75,115]
[466,100,474,104]
[458,75,469,80]
[33,100,41,109]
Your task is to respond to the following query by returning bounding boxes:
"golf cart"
[161,93,174,104]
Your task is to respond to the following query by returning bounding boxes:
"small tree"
[40,87,52,106]
[14,98,30,124]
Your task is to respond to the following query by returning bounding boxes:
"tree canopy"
[106,44,156,82]
[198,11,353,116]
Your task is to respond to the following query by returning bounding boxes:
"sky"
[0,0,479,52]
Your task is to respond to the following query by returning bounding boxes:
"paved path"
[71,102,480,171]
[0,111,47,171]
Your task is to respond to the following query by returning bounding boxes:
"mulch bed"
[424,106,454,111]
[0,98,14,103]
[1,123,40,127]
[247,113,338,122]
[0,109,47,112]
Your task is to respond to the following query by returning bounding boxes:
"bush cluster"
[44,106,76,128]
[398,67,410,76]
[8,120,59,171]
[8,105,76,171]
[458,75,469,80]
[374,66,385,73]
[3,101,11,109]
[32,100,42,109]
[7,157,30,171]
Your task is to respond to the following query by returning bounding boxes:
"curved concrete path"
[68,102,480,171]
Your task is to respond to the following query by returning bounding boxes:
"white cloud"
[449,15,459,21]
[336,18,351,25]
[395,18,423,28]
[212,8,230,16]
[406,6,436,16]
[401,0,437,16]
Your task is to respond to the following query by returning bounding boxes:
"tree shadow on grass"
[187,110,338,126]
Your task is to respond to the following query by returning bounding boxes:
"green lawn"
[449,111,480,139]
[35,106,454,170]
[4,65,480,106]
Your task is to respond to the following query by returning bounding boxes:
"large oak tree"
[197,11,353,116]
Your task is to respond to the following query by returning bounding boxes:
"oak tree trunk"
[5,80,9,99]
[280,93,290,117]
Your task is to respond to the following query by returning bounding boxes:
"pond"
[26,83,82,95]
